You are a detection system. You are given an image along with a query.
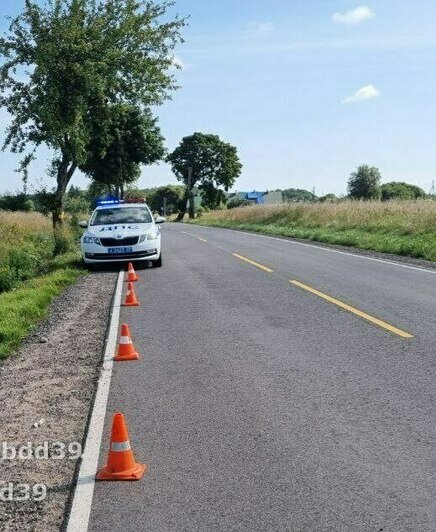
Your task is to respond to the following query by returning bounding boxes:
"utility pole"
[430,180,435,196]
[163,196,167,216]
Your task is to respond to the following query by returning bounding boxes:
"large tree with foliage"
[381,181,427,201]
[81,105,165,197]
[167,133,242,220]
[0,0,185,245]
[348,165,382,200]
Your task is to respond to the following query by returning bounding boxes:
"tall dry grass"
[200,200,436,234]
[191,200,436,261]
[0,210,52,247]
[0,210,79,291]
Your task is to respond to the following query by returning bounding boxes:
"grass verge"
[0,210,86,359]
[0,252,84,359]
[187,201,436,262]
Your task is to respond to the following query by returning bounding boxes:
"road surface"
[87,223,436,532]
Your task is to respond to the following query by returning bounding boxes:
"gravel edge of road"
[59,273,117,532]
[0,270,117,532]
[186,222,436,271]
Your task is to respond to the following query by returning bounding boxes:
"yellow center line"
[233,253,274,273]
[290,280,413,339]
[181,231,208,243]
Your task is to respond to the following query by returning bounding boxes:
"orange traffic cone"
[126,262,139,282]
[122,282,139,307]
[96,413,147,481]
[114,324,139,361]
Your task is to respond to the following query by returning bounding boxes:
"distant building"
[246,190,266,204]
[263,190,284,205]
[229,190,284,206]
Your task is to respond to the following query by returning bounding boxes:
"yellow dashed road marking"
[290,280,413,339]
[233,253,274,273]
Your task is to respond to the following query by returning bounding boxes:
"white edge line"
[66,269,124,532]
[191,224,436,275]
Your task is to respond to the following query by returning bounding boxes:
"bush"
[381,182,427,201]
[54,231,76,255]
[8,247,43,281]
[227,197,252,209]
[319,194,339,203]
[0,268,15,293]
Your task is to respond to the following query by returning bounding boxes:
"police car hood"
[87,223,155,239]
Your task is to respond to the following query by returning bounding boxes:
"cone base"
[114,351,140,362]
[96,462,147,481]
[122,302,140,307]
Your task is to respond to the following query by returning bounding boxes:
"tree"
[348,165,382,200]
[65,186,90,214]
[381,182,427,201]
[200,182,227,210]
[86,180,113,207]
[0,192,34,211]
[167,133,242,220]
[146,185,185,214]
[0,0,185,248]
[81,105,165,197]
[282,188,316,202]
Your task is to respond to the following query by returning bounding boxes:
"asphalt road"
[87,223,436,532]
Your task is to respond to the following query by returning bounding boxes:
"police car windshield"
[91,207,152,226]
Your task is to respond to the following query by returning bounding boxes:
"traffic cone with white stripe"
[126,262,139,282]
[115,324,139,361]
[122,282,139,307]
[96,413,147,481]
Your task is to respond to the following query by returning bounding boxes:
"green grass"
[188,200,436,262]
[0,259,83,359]
[0,211,85,359]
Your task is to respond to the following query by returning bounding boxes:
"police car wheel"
[152,253,162,268]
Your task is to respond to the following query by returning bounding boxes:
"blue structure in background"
[245,191,266,205]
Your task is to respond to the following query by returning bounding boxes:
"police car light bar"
[97,198,125,206]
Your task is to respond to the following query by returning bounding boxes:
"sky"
[0,0,435,196]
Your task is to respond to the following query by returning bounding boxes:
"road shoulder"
[0,270,117,532]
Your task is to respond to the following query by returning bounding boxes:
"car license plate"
[108,247,133,254]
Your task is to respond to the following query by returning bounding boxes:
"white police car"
[79,200,163,268]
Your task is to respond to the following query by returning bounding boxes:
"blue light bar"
[97,198,125,206]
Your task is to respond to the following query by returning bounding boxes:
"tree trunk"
[52,154,77,255]
[176,188,190,221]
[188,189,195,219]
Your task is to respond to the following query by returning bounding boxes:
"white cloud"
[249,21,275,36]
[333,6,375,25]
[342,84,381,104]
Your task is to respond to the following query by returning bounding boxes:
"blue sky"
[1,0,435,195]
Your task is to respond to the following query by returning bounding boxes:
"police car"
[79,200,163,268]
